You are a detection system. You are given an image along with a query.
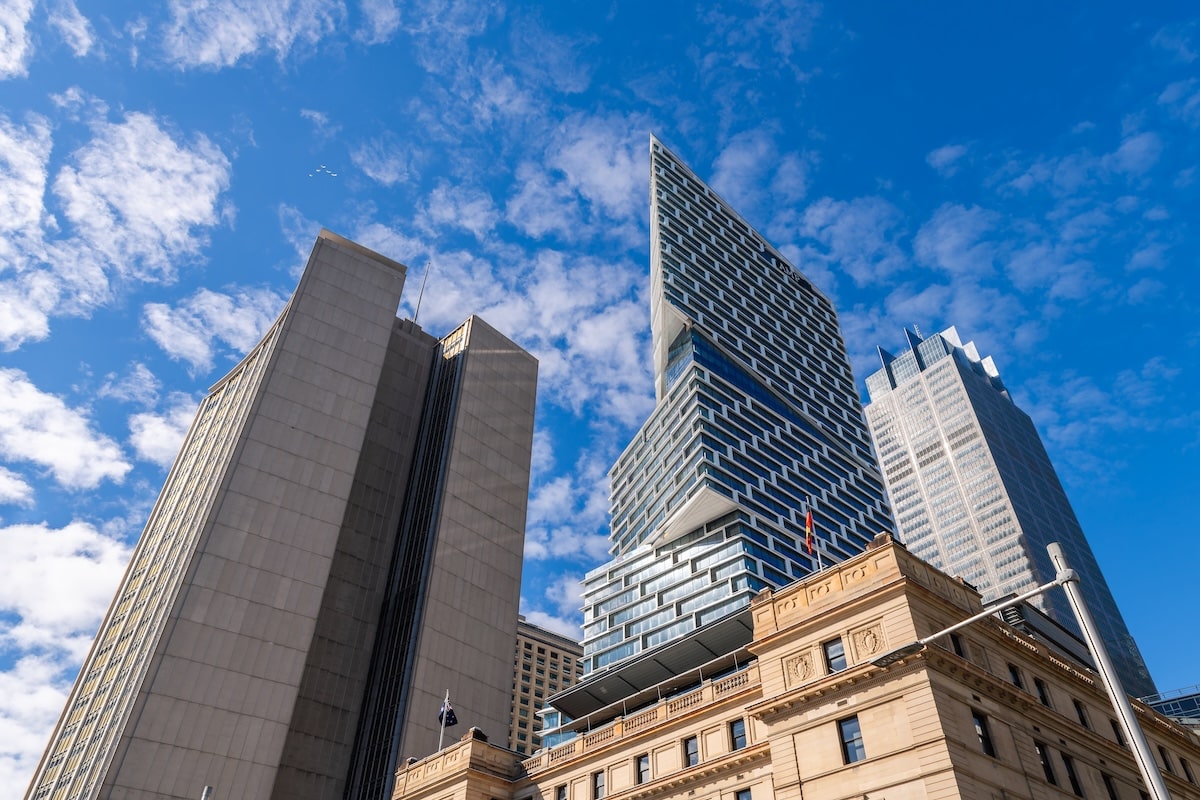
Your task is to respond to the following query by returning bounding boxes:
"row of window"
[556,718,750,800]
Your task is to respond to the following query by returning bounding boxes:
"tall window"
[1035,677,1053,708]
[729,718,747,750]
[1181,757,1196,784]
[971,710,996,758]
[683,736,699,767]
[1008,663,1024,690]
[1073,699,1091,729]
[735,790,752,800]
[636,754,650,784]
[1102,773,1121,800]
[838,715,866,764]
[1158,745,1174,774]
[824,638,847,673]
[555,785,567,800]
[1035,741,1057,785]
[949,632,966,658]
[1110,719,1127,748]
[1061,753,1084,796]
[592,770,605,800]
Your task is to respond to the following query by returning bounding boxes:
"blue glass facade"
[580,138,894,673]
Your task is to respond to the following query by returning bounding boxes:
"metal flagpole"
[438,689,449,751]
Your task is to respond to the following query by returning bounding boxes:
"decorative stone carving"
[851,623,884,659]
[784,651,814,687]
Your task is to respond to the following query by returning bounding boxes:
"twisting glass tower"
[863,326,1154,697]
[580,137,895,672]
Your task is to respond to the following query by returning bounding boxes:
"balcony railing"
[522,663,760,776]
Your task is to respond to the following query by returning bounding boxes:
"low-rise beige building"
[393,535,1200,800]
[510,617,584,755]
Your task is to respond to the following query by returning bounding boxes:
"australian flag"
[439,698,458,727]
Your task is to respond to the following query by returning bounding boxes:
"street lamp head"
[871,641,924,667]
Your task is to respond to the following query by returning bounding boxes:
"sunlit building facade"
[580,138,894,673]
[26,232,537,800]
[509,618,584,755]
[393,536,1200,800]
[863,326,1155,698]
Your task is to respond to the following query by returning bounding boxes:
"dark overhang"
[547,607,755,726]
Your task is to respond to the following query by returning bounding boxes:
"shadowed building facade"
[25,232,537,800]
[863,327,1154,698]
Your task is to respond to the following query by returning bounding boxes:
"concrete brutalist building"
[25,231,538,800]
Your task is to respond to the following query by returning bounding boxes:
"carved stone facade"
[392,537,1200,800]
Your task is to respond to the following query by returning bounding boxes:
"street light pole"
[1048,543,1171,800]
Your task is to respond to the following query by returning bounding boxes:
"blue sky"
[2,0,1198,791]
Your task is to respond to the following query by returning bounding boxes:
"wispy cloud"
[926,143,969,176]
[710,127,814,217]
[0,0,35,79]
[143,286,287,373]
[913,203,1000,278]
[792,195,907,288]
[129,392,198,467]
[356,0,399,44]
[0,369,131,489]
[352,132,417,186]
[0,466,33,506]
[161,0,345,68]
[47,0,94,57]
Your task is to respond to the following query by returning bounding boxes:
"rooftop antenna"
[413,261,433,325]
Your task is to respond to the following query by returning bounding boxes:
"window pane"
[730,718,747,750]
[684,736,699,767]
[838,716,865,764]
[824,638,847,672]
[636,754,650,784]
[972,710,996,758]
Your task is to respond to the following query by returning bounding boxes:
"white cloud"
[520,573,584,640]
[549,112,646,222]
[0,655,73,796]
[1159,79,1200,127]
[0,369,131,489]
[162,0,345,68]
[701,0,820,71]
[299,108,341,140]
[143,286,287,373]
[1151,21,1198,63]
[0,465,32,505]
[505,161,579,240]
[129,392,198,467]
[0,520,132,652]
[423,182,499,239]
[53,112,232,285]
[913,203,1000,277]
[0,112,52,265]
[98,362,161,406]
[795,196,907,287]
[926,143,969,176]
[0,0,35,79]
[710,127,813,216]
[47,0,95,57]
[357,0,399,44]
[351,133,415,186]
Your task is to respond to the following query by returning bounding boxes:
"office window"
[824,638,847,672]
[636,753,650,784]
[1035,677,1053,708]
[683,735,699,767]
[1110,719,1126,747]
[971,710,996,758]
[1102,774,1121,800]
[1035,741,1057,785]
[1008,663,1024,690]
[555,785,567,800]
[730,718,747,750]
[949,632,966,657]
[1158,745,1174,773]
[1073,699,1091,729]
[1181,757,1195,784]
[1062,753,1084,796]
[735,790,752,800]
[838,716,866,764]
[592,770,605,800]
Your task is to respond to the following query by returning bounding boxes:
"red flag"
[805,510,814,555]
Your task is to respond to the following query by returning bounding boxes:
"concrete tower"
[26,232,538,800]
[863,326,1154,698]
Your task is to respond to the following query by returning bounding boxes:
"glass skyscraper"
[863,326,1155,698]
[580,137,894,672]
